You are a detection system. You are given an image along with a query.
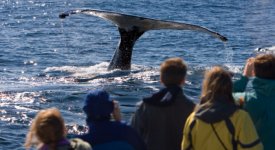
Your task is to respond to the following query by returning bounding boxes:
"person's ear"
[180,78,185,85]
[161,76,186,86]
[160,76,164,85]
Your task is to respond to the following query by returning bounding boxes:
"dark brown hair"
[200,66,234,104]
[254,54,275,79]
[160,57,187,86]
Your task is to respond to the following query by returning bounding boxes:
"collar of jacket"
[195,100,238,123]
[252,77,275,96]
[142,85,183,107]
[39,138,70,150]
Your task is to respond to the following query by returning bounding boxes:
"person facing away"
[233,54,275,150]
[182,66,263,150]
[77,89,146,150]
[130,57,195,150]
[24,108,92,150]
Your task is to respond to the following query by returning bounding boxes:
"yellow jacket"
[182,109,263,150]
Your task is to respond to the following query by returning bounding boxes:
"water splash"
[254,45,275,54]
[223,42,234,64]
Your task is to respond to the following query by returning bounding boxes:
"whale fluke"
[59,9,228,70]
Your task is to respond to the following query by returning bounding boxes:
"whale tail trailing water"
[59,9,228,70]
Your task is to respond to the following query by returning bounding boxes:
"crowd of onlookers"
[24,53,275,150]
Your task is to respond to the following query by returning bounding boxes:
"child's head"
[160,57,187,86]
[254,54,275,79]
[201,66,234,104]
[25,108,66,149]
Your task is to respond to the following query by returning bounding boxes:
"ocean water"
[0,0,275,149]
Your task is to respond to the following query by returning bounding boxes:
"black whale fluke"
[59,10,78,19]
[59,9,228,70]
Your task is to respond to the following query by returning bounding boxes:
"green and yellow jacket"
[234,76,275,150]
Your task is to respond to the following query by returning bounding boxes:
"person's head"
[160,57,187,86]
[83,89,114,122]
[200,66,234,104]
[254,54,275,79]
[25,108,66,149]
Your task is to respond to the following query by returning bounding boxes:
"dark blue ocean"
[0,0,274,149]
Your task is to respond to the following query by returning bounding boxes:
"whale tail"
[59,9,228,70]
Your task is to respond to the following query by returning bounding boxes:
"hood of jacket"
[143,85,183,107]
[252,77,275,97]
[195,100,238,123]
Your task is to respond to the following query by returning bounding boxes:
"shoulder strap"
[224,118,237,150]
[225,118,261,149]
[211,124,228,150]
[211,118,238,150]
[185,119,196,150]
[187,118,238,150]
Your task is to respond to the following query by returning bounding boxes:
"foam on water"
[44,62,159,84]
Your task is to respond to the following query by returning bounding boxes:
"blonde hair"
[160,57,187,86]
[25,108,66,150]
[200,66,234,105]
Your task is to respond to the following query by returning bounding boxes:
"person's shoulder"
[230,109,252,122]
[110,120,132,129]
[188,112,196,118]
[184,112,197,125]
[110,121,141,136]
[233,109,248,116]
[178,93,196,106]
[70,138,92,150]
[242,91,264,107]
[135,100,144,107]
[134,100,152,110]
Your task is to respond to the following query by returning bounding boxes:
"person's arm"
[233,76,249,92]
[243,96,265,127]
[125,126,148,150]
[181,113,195,150]
[130,102,146,137]
[233,57,255,92]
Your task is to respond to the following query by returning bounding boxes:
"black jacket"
[131,86,195,150]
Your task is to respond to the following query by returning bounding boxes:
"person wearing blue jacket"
[233,54,275,150]
[78,89,146,150]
